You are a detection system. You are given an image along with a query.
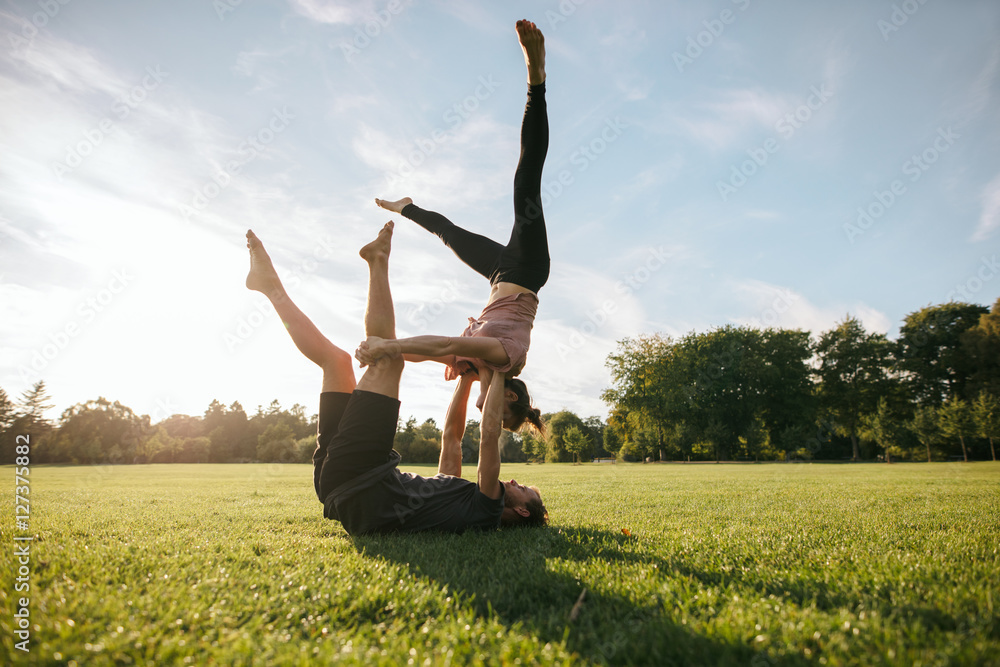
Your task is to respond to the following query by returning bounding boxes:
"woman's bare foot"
[359,221,394,263]
[375,197,412,214]
[516,19,545,86]
[245,230,285,298]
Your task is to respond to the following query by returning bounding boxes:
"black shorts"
[315,390,401,501]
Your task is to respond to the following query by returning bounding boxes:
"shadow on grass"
[353,526,805,666]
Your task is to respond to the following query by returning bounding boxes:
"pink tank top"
[445,292,539,381]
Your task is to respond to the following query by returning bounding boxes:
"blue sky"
[1,0,998,427]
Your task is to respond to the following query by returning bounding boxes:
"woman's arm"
[476,370,506,500]
[438,373,476,477]
[402,352,458,366]
[358,335,509,368]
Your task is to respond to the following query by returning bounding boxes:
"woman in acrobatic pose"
[359,19,550,436]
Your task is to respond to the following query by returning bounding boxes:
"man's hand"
[355,336,401,367]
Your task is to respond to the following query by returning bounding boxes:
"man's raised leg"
[245,230,357,500]
[356,221,404,398]
[246,230,356,393]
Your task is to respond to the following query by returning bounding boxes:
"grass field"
[2,462,999,666]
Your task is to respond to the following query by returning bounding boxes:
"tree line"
[0,383,614,466]
[0,384,322,466]
[602,299,1000,462]
[3,299,996,466]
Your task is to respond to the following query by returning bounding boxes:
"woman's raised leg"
[375,197,505,282]
[498,20,550,293]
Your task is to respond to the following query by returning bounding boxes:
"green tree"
[206,401,251,462]
[393,417,441,464]
[938,396,974,462]
[961,298,1000,399]
[159,414,205,439]
[500,430,527,463]
[0,387,14,432]
[897,302,987,405]
[604,327,814,462]
[48,398,151,464]
[145,426,181,463]
[908,405,940,463]
[861,398,909,463]
[0,387,16,464]
[754,328,817,456]
[520,430,546,462]
[19,381,54,425]
[582,416,609,458]
[815,316,894,460]
[605,407,658,461]
[562,426,587,464]
[257,422,298,462]
[296,435,318,464]
[7,381,56,463]
[177,436,211,463]
[546,411,589,462]
[972,392,999,461]
[460,418,480,464]
[603,334,675,457]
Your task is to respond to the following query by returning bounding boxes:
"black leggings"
[401,83,550,293]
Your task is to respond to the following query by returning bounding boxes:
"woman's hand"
[355,336,401,367]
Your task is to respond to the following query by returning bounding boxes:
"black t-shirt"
[324,451,505,535]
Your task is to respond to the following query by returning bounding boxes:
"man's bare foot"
[359,221,394,263]
[375,197,412,214]
[516,19,545,86]
[245,230,285,298]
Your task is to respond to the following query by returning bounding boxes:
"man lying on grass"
[244,222,547,534]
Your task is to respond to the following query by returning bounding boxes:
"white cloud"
[352,114,515,211]
[668,88,796,150]
[286,0,375,25]
[728,279,891,335]
[232,46,301,93]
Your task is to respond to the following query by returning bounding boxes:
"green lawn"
[2,462,999,666]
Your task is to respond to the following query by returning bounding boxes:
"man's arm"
[476,370,506,500]
[438,373,475,476]
[357,335,509,368]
